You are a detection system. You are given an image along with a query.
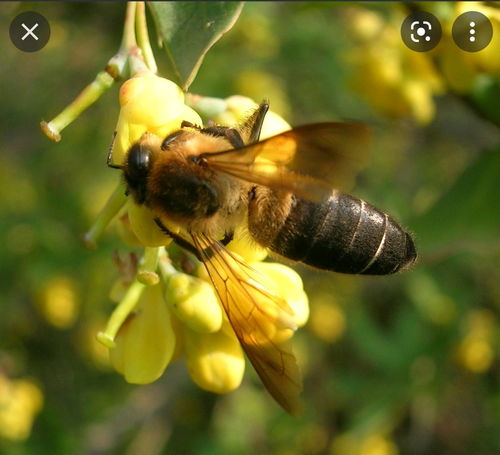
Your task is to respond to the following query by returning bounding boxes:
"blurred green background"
[1,2,499,454]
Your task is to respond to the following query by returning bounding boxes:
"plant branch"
[136,2,158,73]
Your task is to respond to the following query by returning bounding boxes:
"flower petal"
[110,284,176,384]
[166,273,223,333]
[183,327,245,394]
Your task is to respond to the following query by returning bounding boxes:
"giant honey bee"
[109,102,416,413]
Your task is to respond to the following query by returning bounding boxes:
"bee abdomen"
[269,193,416,275]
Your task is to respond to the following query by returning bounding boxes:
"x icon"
[21,22,39,41]
[10,11,50,52]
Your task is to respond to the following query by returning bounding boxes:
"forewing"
[202,122,371,197]
[192,233,302,414]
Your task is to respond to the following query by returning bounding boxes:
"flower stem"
[121,1,137,50]
[137,247,161,285]
[83,181,127,249]
[40,71,115,142]
[158,251,180,285]
[185,94,228,120]
[39,2,145,142]
[136,2,158,73]
[97,279,146,348]
[121,1,149,76]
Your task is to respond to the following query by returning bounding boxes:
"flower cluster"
[98,71,309,397]
[438,2,500,93]
[110,71,201,247]
[346,2,500,124]
[346,7,444,125]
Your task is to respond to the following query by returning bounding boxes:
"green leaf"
[412,147,500,256]
[148,2,244,90]
[470,76,500,128]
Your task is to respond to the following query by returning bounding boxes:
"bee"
[108,102,416,413]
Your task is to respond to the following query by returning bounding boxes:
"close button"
[10,11,50,52]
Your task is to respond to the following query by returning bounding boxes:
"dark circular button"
[452,11,493,52]
[401,12,442,52]
[9,11,50,52]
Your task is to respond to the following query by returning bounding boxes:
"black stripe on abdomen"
[269,192,416,275]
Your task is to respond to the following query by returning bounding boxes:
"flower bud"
[456,309,495,373]
[309,297,346,342]
[183,327,245,394]
[111,72,202,165]
[110,284,176,384]
[127,199,178,247]
[250,262,309,328]
[118,72,184,124]
[36,275,79,329]
[198,252,301,345]
[213,95,291,139]
[115,210,143,247]
[0,375,43,441]
[165,273,223,333]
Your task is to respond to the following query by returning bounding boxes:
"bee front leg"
[154,218,230,261]
[154,218,203,260]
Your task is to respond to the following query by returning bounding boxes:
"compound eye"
[127,144,151,176]
[161,130,184,150]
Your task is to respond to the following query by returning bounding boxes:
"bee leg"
[161,130,185,150]
[245,101,269,144]
[106,131,122,169]
[221,231,234,246]
[223,129,245,148]
[200,125,245,149]
[154,218,203,260]
[181,120,201,129]
[153,218,232,262]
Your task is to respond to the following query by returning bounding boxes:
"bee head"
[124,142,152,205]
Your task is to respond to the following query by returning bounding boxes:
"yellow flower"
[182,326,245,394]
[110,71,202,166]
[165,272,223,333]
[438,2,500,92]
[108,72,201,247]
[346,7,444,124]
[98,87,310,409]
[36,275,79,329]
[226,224,268,262]
[126,199,179,247]
[196,252,308,345]
[330,432,399,455]
[213,95,291,139]
[109,283,176,384]
[0,375,43,441]
[309,296,346,342]
[456,309,495,373]
[249,261,309,328]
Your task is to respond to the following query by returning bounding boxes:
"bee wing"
[202,122,371,199]
[191,233,302,414]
